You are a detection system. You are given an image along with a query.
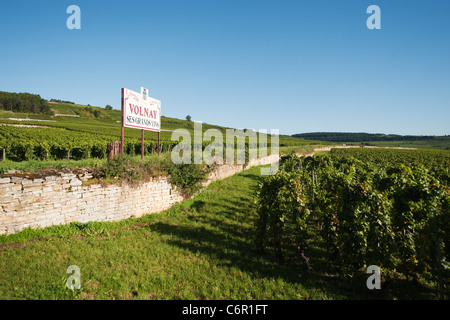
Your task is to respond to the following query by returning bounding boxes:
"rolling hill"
[0,93,326,163]
[292,132,450,150]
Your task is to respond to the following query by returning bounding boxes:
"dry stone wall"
[0,154,279,235]
[0,170,184,235]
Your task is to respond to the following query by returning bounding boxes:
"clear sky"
[0,0,449,136]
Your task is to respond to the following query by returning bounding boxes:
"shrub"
[162,158,209,197]
[94,154,142,183]
[92,154,208,196]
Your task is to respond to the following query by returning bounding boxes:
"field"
[363,140,450,150]
[0,164,442,300]
[1,99,449,300]
[1,146,449,299]
[330,147,450,184]
[293,132,450,150]
[0,101,327,166]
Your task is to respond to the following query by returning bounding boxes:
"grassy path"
[0,166,331,299]
[0,166,435,299]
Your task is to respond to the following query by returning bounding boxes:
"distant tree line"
[49,98,75,104]
[0,91,53,115]
[292,132,445,142]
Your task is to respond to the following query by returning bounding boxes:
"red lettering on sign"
[128,103,157,119]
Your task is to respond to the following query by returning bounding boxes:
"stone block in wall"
[42,186,53,193]
[22,185,43,193]
[10,177,22,184]
[18,197,41,207]
[53,202,63,208]
[5,184,22,193]
[0,177,11,184]
[15,214,36,223]
[20,178,34,185]
[69,179,82,187]
[60,173,76,180]
[50,185,63,193]
[70,186,82,192]
[0,183,12,193]
[4,201,21,212]
[44,175,56,182]
[1,194,14,203]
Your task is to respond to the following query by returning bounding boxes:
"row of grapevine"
[0,126,175,161]
[0,126,275,161]
[331,148,450,185]
[255,151,450,282]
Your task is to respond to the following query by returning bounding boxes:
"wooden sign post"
[141,129,144,160]
[108,141,121,161]
[120,88,125,154]
[157,131,160,155]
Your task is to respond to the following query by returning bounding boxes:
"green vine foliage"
[255,151,450,280]
[255,171,311,267]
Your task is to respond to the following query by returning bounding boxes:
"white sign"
[122,87,161,132]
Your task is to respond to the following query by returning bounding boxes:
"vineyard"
[255,148,449,295]
[0,125,180,162]
[0,125,287,164]
[331,148,450,185]
[0,100,319,165]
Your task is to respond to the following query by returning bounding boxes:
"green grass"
[0,153,171,174]
[311,150,330,156]
[49,101,96,115]
[364,139,450,150]
[279,145,316,155]
[0,165,440,300]
[0,158,106,174]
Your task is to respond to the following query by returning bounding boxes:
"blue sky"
[0,0,449,135]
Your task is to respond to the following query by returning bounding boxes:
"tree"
[105,105,113,110]
[186,115,192,122]
[0,91,53,115]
